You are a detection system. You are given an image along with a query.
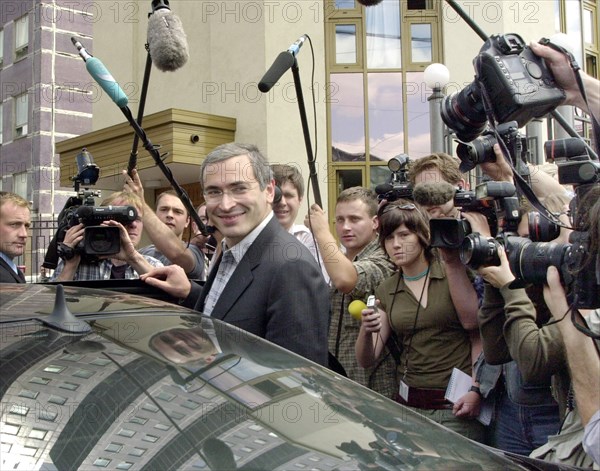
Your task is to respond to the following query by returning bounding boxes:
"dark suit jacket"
[0,258,26,283]
[183,217,329,366]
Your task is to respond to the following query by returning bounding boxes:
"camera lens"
[456,134,497,172]
[430,219,471,249]
[460,233,500,269]
[544,138,588,162]
[85,226,120,255]
[506,237,569,285]
[527,212,561,242]
[441,83,487,143]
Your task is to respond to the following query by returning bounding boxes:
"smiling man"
[141,143,329,366]
[0,192,31,283]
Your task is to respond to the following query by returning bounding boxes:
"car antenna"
[41,284,92,334]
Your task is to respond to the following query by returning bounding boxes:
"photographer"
[52,192,163,281]
[470,194,597,466]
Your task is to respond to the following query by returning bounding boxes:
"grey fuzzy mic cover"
[148,9,189,72]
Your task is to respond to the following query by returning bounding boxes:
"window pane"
[366,1,401,69]
[0,30,4,61]
[335,0,355,8]
[16,94,28,126]
[408,0,433,9]
[368,73,403,161]
[406,71,431,158]
[583,9,593,44]
[15,16,28,49]
[335,24,357,64]
[410,24,432,62]
[330,73,365,161]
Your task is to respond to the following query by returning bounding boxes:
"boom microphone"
[71,38,129,108]
[356,0,384,5]
[413,182,456,206]
[258,35,307,93]
[147,0,189,72]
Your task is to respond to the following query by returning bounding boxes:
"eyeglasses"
[381,203,420,215]
[203,184,257,203]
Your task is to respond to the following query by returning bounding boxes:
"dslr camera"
[375,154,413,202]
[441,33,565,143]
[53,149,138,263]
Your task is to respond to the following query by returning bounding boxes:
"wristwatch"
[57,242,77,261]
[469,385,482,396]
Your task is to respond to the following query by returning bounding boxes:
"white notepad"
[445,367,492,426]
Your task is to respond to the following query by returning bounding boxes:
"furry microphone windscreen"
[413,181,457,206]
[147,8,189,72]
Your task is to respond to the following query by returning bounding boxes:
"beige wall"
[90,0,328,221]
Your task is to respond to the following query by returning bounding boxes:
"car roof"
[0,283,552,470]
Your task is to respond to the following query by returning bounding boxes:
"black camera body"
[375,154,413,202]
[442,34,565,143]
[430,182,513,249]
[63,205,138,257]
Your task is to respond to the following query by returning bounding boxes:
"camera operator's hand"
[529,41,590,111]
[461,211,493,238]
[542,266,570,321]
[140,265,192,299]
[63,223,85,251]
[477,246,515,288]
[101,220,138,263]
[479,144,514,183]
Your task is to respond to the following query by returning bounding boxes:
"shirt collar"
[0,251,18,273]
[221,211,274,263]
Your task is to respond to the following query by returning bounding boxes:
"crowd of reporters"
[1,36,598,468]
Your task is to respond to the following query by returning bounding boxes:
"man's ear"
[184,216,190,229]
[459,178,469,191]
[265,179,276,204]
[372,215,379,231]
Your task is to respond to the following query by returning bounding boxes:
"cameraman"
[52,192,163,281]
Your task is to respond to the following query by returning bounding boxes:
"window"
[15,93,28,138]
[325,0,442,206]
[15,15,29,60]
[0,29,4,66]
[0,103,3,144]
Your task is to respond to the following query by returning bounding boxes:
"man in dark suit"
[0,192,31,283]
[141,143,329,366]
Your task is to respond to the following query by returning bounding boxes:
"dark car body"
[0,283,576,470]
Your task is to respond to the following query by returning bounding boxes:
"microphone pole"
[290,57,323,207]
[71,38,208,236]
[127,51,152,178]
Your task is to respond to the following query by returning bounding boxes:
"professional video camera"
[425,183,499,249]
[375,154,413,202]
[44,149,138,268]
[441,33,565,143]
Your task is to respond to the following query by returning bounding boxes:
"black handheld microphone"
[258,35,307,93]
[147,0,189,72]
[413,182,456,206]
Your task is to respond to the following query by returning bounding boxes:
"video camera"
[441,33,565,144]
[47,149,138,266]
[375,154,413,202]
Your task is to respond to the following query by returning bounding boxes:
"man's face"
[335,199,377,254]
[273,181,302,231]
[413,167,460,218]
[203,154,274,247]
[156,194,189,238]
[150,328,218,365]
[0,202,31,259]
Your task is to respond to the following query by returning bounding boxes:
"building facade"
[1,0,597,278]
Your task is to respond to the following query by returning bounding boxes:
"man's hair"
[201,143,272,190]
[0,191,31,210]
[408,153,463,186]
[271,164,305,198]
[155,190,188,216]
[336,187,378,217]
[377,199,433,261]
[101,191,143,212]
